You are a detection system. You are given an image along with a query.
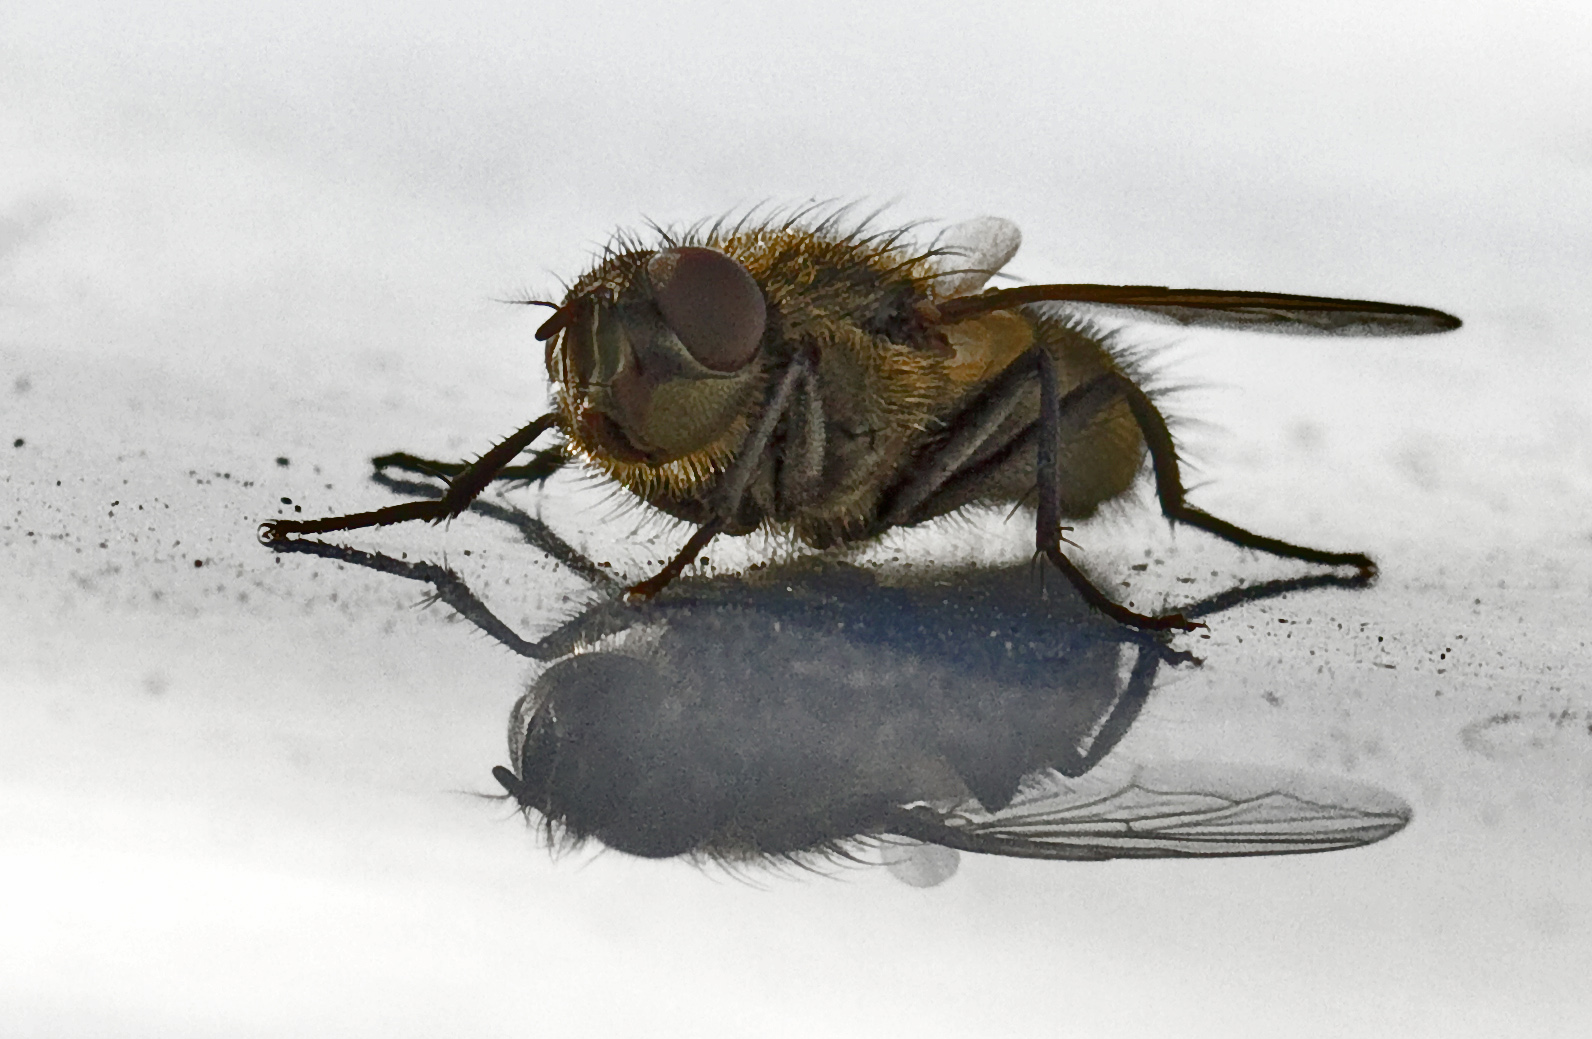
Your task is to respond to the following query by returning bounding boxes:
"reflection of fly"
[264,511,1413,884]
[486,571,1411,883]
[260,211,1461,630]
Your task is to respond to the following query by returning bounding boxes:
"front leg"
[371,443,569,489]
[259,412,560,542]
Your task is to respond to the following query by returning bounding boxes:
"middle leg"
[621,352,814,601]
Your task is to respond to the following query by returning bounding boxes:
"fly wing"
[894,761,1411,862]
[929,217,1023,299]
[935,284,1461,336]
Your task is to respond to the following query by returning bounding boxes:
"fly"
[260,210,1460,630]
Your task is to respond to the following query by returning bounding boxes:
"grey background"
[3,1,1589,1035]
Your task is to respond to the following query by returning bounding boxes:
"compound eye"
[646,247,766,373]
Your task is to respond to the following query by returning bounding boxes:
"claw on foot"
[1156,613,1207,634]
[258,521,295,544]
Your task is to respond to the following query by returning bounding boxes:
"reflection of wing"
[936,284,1461,336]
[894,761,1412,864]
[929,217,1023,299]
[878,839,961,888]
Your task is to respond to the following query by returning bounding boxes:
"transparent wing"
[929,216,1023,299]
[894,761,1412,863]
[935,284,1461,336]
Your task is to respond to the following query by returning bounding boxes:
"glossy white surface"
[4,2,1589,1035]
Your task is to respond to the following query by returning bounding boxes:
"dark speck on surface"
[12,438,23,448]
[193,559,204,568]
[275,457,290,467]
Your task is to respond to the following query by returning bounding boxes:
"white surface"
[3,2,1590,1036]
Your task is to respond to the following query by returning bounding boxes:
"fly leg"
[876,354,1039,528]
[1036,354,1203,632]
[371,444,568,488]
[623,354,813,601]
[1036,357,1374,631]
[623,520,726,601]
[259,412,561,542]
[1085,370,1376,576]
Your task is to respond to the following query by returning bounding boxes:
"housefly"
[260,210,1461,631]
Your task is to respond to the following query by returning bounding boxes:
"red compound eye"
[646,247,766,373]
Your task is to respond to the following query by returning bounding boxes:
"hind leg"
[1090,371,1374,575]
[1033,356,1371,632]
